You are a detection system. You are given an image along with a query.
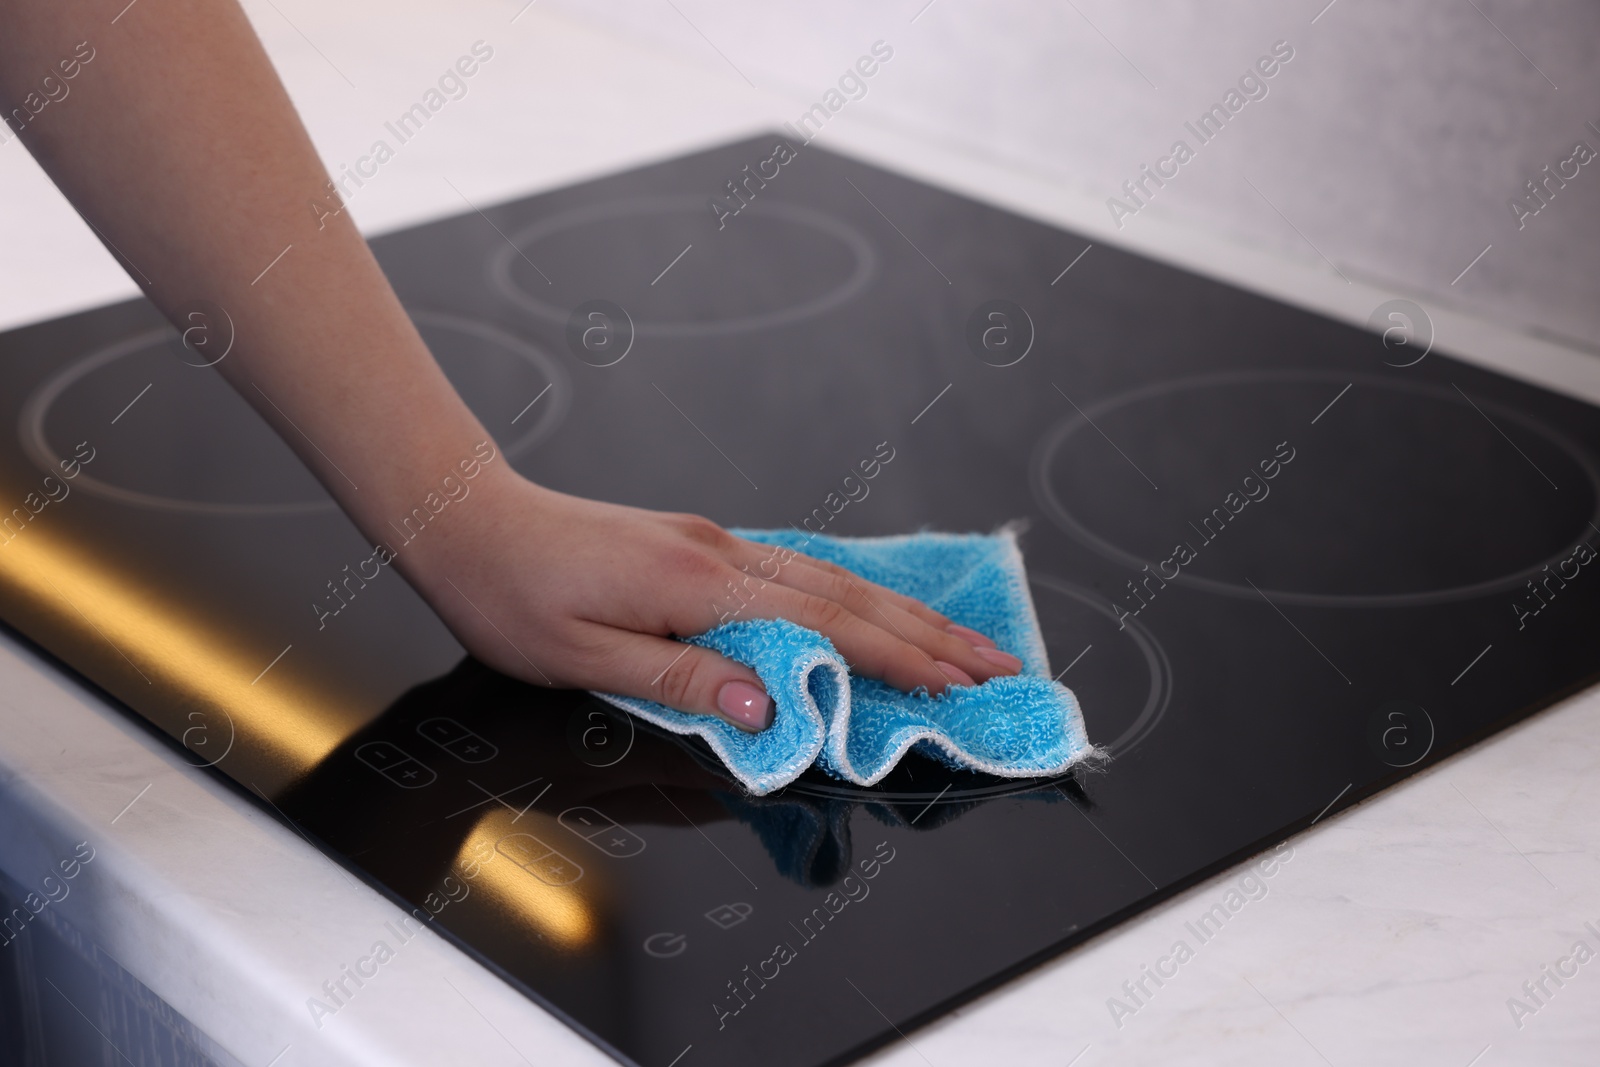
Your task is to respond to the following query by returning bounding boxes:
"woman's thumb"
[606,633,773,732]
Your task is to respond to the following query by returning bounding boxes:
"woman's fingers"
[586,626,775,732]
[728,540,1020,683]
[745,550,1019,683]
[738,541,957,631]
[708,579,991,695]
[945,623,997,649]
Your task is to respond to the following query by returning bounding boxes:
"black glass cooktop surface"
[2,136,1599,1067]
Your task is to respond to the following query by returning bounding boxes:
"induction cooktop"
[2,135,1599,1067]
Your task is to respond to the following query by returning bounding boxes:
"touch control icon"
[705,902,753,930]
[559,806,646,858]
[417,716,498,763]
[643,932,687,958]
[495,833,584,886]
[354,741,436,789]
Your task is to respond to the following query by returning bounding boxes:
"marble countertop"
[1,2,1597,1064]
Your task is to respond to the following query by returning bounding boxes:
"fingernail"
[934,661,977,688]
[974,646,1023,673]
[717,680,773,731]
[945,623,997,649]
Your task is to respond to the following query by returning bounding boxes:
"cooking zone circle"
[487,195,877,338]
[1032,370,1600,608]
[19,312,568,516]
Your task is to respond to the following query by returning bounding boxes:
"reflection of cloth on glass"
[593,527,1098,796]
[715,784,1074,887]
[714,792,855,886]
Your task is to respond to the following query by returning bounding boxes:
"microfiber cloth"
[592,526,1097,796]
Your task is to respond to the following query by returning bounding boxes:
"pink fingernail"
[717,680,773,730]
[945,623,997,649]
[974,646,1023,672]
[935,661,977,688]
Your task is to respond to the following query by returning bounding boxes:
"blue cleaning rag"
[592,526,1097,796]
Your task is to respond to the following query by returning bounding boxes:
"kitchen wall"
[542,0,1600,353]
[2,0,1595,356]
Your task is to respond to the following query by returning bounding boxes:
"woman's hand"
[398,467,1023,732]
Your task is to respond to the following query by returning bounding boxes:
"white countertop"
[2,2,1599,1064]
